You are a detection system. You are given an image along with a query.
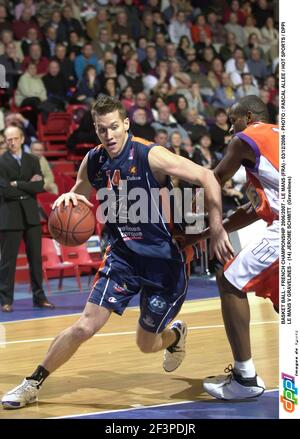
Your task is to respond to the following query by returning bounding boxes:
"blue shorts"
[88,244,188,333]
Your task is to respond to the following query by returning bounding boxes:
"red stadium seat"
[41,238,82,293]
[37,112,72,157]
[10,90,33,115]
[53,172,75,194]
[50,160,76,176]
[60,244,100,286]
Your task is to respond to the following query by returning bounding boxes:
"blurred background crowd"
[0,0,279,227]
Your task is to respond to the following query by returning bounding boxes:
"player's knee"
[136,337,156,354]
[71,323,95,343]
[216,267,233,299]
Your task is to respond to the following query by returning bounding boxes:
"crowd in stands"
[0,0,279,222]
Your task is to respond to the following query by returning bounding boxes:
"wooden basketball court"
[0,294,278,419]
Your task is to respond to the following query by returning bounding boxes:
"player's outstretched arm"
[148,146,234,264]
[175,202,259,249]
[52,154,94,209]
[173,136,257,253]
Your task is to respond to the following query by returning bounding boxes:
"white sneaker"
[203,364,265,400]
[163,320,187,372]
[1,379,40,409]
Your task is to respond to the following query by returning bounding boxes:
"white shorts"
[224,220,279,307]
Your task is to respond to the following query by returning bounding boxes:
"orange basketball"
[48,200,96,246]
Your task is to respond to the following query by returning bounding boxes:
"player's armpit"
[213,136,256,186]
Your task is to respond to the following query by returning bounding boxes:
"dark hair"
[91,95,127,120]
[214,108,227,117]
[155,129,168,136]
[233,95,269,122]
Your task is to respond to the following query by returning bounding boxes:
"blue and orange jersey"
[236,122,279,224]
[87,134,189,262]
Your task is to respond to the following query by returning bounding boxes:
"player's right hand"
[209,227,234,265]
[52,192,94,209]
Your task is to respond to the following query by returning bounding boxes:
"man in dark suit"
[0,126,55,312]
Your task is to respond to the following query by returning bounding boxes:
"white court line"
[1,312,82,325]
[49,388,279,419]
[0,320,278,347]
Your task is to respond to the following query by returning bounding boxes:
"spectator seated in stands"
[182,108,209,145]
[120,86,135,113]
[246,47,269,84]
[168,10,192,46]
[74,43,101,81]
[61,5,83,39]
[74,64,101,106]
[243,15,262,44]
[30,141,58,195]
[130,108,156,142]
[260,16,279,59]
[12,7,41,41]
[152,105,189,141]
[243,32,265,61]
[212,72,238,109]
[98,77,120,99]
[52,43,76,89]
[85,7,112,41]
[194,133,219,169]
[42,60,69,111]
[173,95,189,125]
[224,12,246,47]
[219,31,243,63]
[66,110,98,152]
[182,136,203,166]
[150,94,177,123]
[22,42,49,77]
[36,0,61,27]
[230,56,251,88]
[91,27,115,61]
[128,92,154,124]
[0,41,23,100]
[259,89,277,124]
[20,26,39,57]
[207,10,226,44]
[209,108,231,158]
[207,57,225,91]
[97,59,118,84]
[236,72,260,98]
[187,60,215,103]
[118,58,144,95]
[140,43,158,76]
[154,129,169,149]
[0,29,23,62]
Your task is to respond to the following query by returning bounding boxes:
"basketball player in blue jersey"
[1,96,233,409]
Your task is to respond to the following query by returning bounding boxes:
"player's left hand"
[209,227,234,265]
